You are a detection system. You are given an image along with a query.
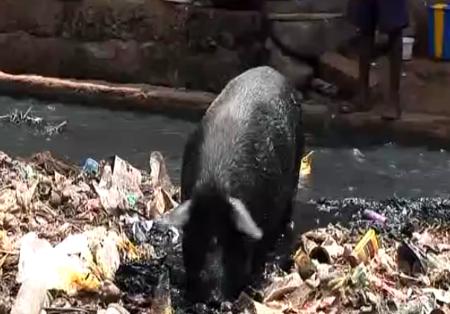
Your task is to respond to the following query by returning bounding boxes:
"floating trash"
[0,107,67,137]
[300,151,314,178]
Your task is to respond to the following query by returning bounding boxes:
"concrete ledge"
[0,71,215,115]
[332,111,450,147]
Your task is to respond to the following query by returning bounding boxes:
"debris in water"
[300,151,314,178]
[352,148,365,162]
[0,107,67,136]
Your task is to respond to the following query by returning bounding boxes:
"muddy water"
[1,95,450,232]
[0,96,196,181]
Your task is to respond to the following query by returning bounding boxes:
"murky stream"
[2,95,450,233]
[2,95,449,199]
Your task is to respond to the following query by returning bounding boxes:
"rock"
[266,0,355,59]
[318,51,379,96]
[267,39,314,89]
[270,19,356,59]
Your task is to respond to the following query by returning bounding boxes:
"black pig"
[163,66,304,302]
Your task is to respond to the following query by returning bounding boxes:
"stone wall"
[0,0,263,92]
[0,0,363,94]
[0,0,434,94]
[263,0,356,90]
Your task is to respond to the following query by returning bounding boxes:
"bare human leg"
[358,30,375,112]
[339,30,375,114]
[381,29,403,120]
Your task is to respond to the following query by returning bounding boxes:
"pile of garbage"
[250,224,450,314]
[248,195,450,314]
[0,150,449,314]
[0,150,180,314]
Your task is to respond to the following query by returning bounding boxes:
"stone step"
[269,18,356,59]
[318,52,379,96]
[266,38,314,89]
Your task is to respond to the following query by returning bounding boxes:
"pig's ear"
[160,200,192,228]
[228,197,263,240]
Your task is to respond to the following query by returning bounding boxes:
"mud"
[315,197,450,237]
[113,196,450,314]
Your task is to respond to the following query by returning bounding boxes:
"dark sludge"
[115,197,450,313]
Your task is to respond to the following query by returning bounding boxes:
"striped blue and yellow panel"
[428,3,450,60]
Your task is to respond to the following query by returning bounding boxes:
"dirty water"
[2,95,450,243]
[0,96,196,181]
[2,95,450,202]
[2,95,450,313]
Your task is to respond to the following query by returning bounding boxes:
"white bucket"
[402,37,415,61]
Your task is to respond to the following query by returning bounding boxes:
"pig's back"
[198,66,303,229]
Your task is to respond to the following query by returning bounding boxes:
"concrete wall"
[0,0,263,92]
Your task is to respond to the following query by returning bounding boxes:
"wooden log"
[0,71,216,114]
